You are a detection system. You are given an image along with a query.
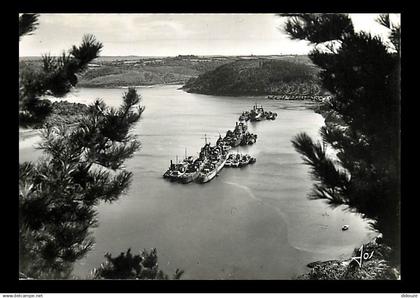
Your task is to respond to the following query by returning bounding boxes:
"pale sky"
[19,13,400,57]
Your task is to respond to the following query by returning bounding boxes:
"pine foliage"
[281,14,400,250]
[19,19,103,127]
[19,88,143,279]
[90,248,184,280]
[19,13,40,40]
[280,13,354,44]
[18,17,182,280]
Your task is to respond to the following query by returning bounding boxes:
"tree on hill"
[19,13,103,127]
[183,59,321,96]
[280,14,400,257]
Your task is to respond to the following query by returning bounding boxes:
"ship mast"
[201,133,209,145]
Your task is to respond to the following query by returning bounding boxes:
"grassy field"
[19,55,315,88]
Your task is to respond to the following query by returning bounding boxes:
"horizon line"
[19,53,308,58]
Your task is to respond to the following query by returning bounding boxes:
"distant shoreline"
[20,54,308,60]
[19,128,41,141]
[19,129,42,151]
[78,82,185,89]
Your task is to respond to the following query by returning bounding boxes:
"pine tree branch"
[19,13,39,40]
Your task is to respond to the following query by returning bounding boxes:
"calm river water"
[19,85,377,279]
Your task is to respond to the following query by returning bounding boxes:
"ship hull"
[170,175,183,182]
[180,171,199,184]
[196,155,228,184]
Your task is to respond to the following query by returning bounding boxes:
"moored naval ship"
[240,104,277,122]
[263,110,277,120]
[225,152,256,168]
[249,104,264,121]
[163,159,187,182]
[223,121,250,148]
[163,149,194,182]
[179,144,210,184]
[179,159,203,184]
[240,131,257,145]
[163,109,265,184]
[196,144,229,184]
[239,111,250,122]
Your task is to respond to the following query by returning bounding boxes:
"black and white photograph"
[17,12,401,284]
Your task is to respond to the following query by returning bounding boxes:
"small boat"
[231,158,240,168]
[239,155,251,167]
[169,167,186,182]
[163,158,187,182]
[163,160,177,179]
[247,134,257,145]
[239,111,250,122]
[250,104,264,121]
[225,153,236,167]
[342,225,349,231]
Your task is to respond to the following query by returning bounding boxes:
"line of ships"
[163,104,277,184]
[266,94,332,102]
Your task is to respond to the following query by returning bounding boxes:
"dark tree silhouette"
[19,13,40,40]
[280,14,400,256]
[90,248,184,280]
[19,14,103,127]
[279,13,354,44]
[19,88,143,279]
[19,17,182,280]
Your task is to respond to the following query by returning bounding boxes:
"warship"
[196,145,228,183]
